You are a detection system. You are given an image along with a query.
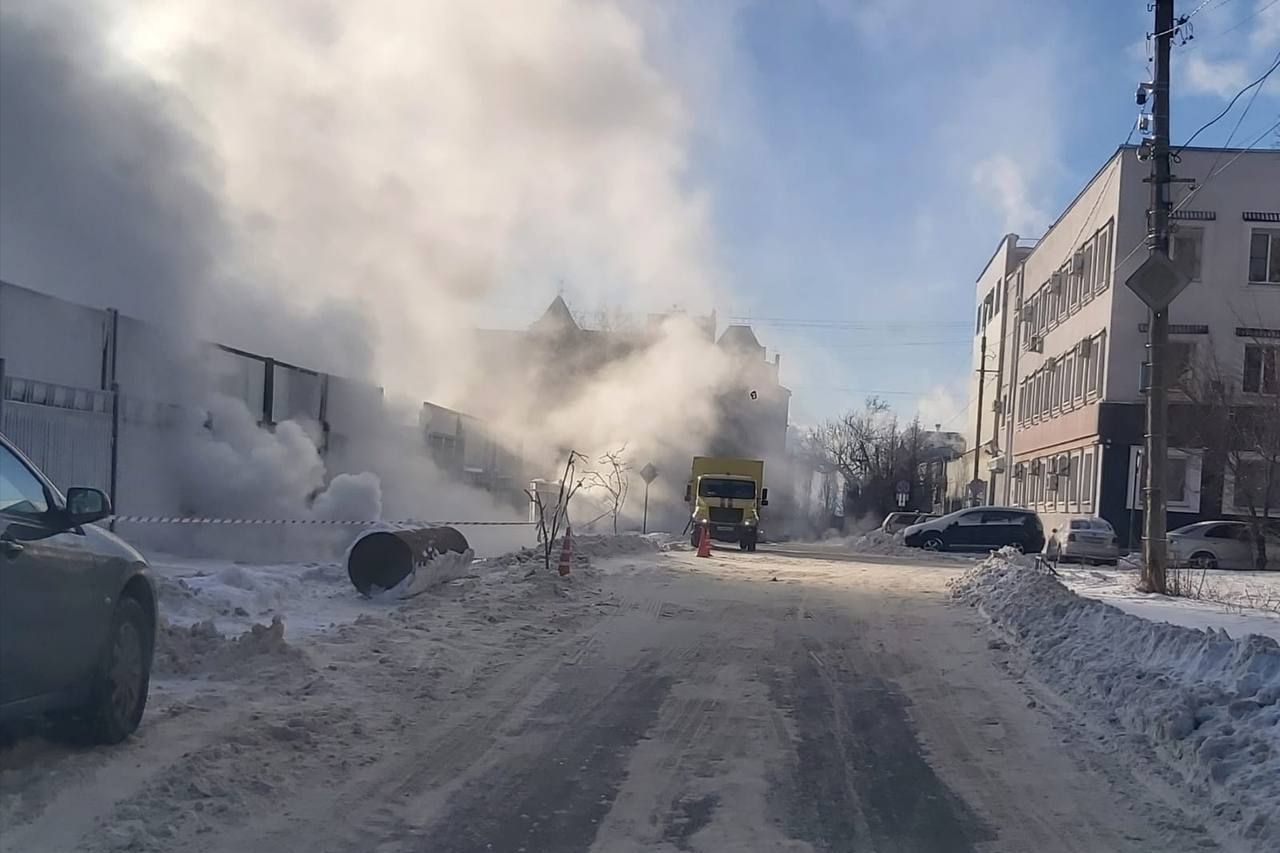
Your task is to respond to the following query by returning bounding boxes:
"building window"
[1243,344,1279,394]
[1225,457,1280,517]
[1170,226,1203,281]
[1249,229,1280,285]
[1168,456,1188,505]
[1081,241,1095,305]
[1082,450,1095,509]
[1093,331,1107,397]
[1167,340,1196,392]
[1063,352,1077,408]
[1096,221,1113,292]
[1074,348,1087,403]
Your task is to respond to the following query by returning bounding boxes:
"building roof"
[717,324,763,352]
[530,295,580,335]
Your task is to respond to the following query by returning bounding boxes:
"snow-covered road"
[0,542,1243,852]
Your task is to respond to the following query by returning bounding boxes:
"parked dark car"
[902,506,1045,553]
[0,432,156,743]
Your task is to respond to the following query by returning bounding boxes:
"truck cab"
[685,457,768,551]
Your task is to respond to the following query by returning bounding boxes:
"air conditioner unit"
[1050,271,1065,292]
[1078,337,1093,357]
[1047,456,1059,475]
[1071,251,1085,274]
[1029,335,1044,353]
[1012,463,1025,480]
[1046,476,1059,491]
[1030,459,1043,476]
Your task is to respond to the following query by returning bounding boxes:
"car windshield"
[699,477,756,500]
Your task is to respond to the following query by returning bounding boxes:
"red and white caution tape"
[110,515,534,526]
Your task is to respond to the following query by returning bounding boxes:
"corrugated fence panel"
[1,400,111,493]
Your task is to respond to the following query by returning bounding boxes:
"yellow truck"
[685,456,768,551]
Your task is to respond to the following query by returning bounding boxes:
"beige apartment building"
[967,145,1280,545]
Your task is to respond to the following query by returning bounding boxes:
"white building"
[968,145,1280,544]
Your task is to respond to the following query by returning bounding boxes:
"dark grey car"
[0,432,156,743]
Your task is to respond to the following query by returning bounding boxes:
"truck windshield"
[699,478,756,500]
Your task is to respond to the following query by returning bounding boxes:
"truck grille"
[709,507,743,524]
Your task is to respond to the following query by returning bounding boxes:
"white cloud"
[971,154,1047,236]
[1184,54,1250,98]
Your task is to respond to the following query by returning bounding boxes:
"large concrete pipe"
[347,526,471,596]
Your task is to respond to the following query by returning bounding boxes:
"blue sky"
[647,0,1280,429]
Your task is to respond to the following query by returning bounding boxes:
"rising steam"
[0,0,736,540]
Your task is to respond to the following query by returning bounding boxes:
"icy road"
[2,542,1226,853]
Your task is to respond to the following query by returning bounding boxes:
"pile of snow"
[151,557,364,640]
[1056,564,1280,642]
[846,529,908,552]
[154,616,304,679]
[952,552,1280,850]
[569,532,666,559]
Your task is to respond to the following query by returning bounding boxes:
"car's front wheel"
[921,534,945,551]
[1189,551,1217,571]
[81,597,153,744]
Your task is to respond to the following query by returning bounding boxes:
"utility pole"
[1142,0,1175,594]
[972,332,987,506]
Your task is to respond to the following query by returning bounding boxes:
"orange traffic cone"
[558,526,573,576]
[696,524,712,558]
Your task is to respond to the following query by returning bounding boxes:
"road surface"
[3,546,1216,853]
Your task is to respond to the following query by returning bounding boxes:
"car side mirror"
[65,487,112,527]
[761,487,769,507]
[684,484,692,503]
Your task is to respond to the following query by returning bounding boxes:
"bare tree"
[524,450,588,573]
[809,397,926,520]
[582,445,632,534]
[1183,338,1280,570]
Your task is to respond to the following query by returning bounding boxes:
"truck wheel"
[691,530,700,548]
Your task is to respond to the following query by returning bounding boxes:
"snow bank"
[1057,565,1280,642]
[952,553,1280,850]
[151,557,363,640]
[569,532,667,559]
[154,616,304,679]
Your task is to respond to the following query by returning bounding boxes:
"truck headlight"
[744,518,755,526]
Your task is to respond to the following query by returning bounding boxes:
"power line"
[1185,0,1279,48]
[1195,47,1279,190]
[1174,50,1280,154]
[727,316,972,329]
[1116,116,1280,274]
[1152,0,1216,39]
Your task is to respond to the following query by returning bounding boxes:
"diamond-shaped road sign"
[639,463,659,484]
[1125,251,1191,311]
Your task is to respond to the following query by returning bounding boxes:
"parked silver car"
[880,511,936,535]
[1,432,156,743]
[1045,517,1120,565]
[1167,520,1280,571]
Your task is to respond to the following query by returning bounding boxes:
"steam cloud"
[0,0,736,542]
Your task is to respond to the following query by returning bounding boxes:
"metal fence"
[1,371,113,495]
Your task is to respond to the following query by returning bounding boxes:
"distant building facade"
[964,146,1280,543]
